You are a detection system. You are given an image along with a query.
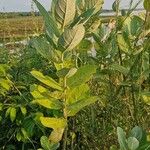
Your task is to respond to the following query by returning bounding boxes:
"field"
[0,16,44,42]
[0,0,150,150]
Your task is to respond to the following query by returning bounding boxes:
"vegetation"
[0,0,150,149]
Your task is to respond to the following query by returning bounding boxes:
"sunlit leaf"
[31,70,63,91]
[67,96,98,116]
[40,117,67,129]
[55,0,76,29]
[58,24,85,51]
[67,65,97,88]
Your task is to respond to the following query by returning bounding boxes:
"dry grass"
[0,16,44,42]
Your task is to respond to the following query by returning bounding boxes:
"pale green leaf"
[67,96,98,116]
[117,33,130,53]
[49,128,64,143]
[67,65,97,88]
[117,127,128,150]
[31,70,63,91]
[66,84,89,104]
[129,126,143,142]
[32,99,62,110]
[55,0,76,29]
[40,117,67,129]
[127,137,139,150]
[58,24,85,51]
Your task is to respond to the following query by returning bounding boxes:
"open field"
[0,15,112,42]
[0,16,44,42]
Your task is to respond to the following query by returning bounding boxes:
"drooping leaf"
[40,117,67,129]
[127,137,139,150]
[67,65,97,88]
[117,127,128,150]
[58,24,85,51]
[33,0,60,37]
[31,70,63,91]
[67,96,98,116]
[49,128,65,143]
[40,136,60,150]
[55,0,76,29]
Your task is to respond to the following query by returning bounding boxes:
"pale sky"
[0,0,143,12]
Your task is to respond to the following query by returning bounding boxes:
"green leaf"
[110,64,129,75]
[77,39,93,51]
[67,65,97,88]
[33,0,60,37]
[67,96,98,116]
[144,0,150,11]
[117,33,130,53]
[55,0,76,29]
[32,99,62,110]
[56,68,77,78]
[32,37,54,61]
[66,84,89,104]
[58,24,85,51]
[0,79,11,91]
[117,127,128,150]
[49,128,64,143]
[20,106,27,116]
[129,126,143,142]
[10,107,16,122]
[78,0,104,14]
[127,137,139,150]
[31,70,63,91]
[141,92,150,105]
[40,136,60,150]
[40,117,67,129]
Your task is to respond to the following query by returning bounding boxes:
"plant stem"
[63,76,68,150]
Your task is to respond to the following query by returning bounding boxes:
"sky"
[0,0,143,12]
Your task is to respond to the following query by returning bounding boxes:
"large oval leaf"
[67,65,97,88]
[58,24,85,51]
[40,117,67,129]
[31,70,63,91]
[55,0,76,29]
[67,96,98,116]
[32,99,62,110]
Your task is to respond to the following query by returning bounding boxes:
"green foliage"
[115,126,150,150]
[0,0,150,149]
